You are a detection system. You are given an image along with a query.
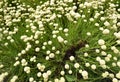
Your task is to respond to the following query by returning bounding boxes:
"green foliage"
[0,0,120,82]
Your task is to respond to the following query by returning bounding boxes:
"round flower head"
[98,39,105,45]
[102,29,110,34]
[69,56,75,61]
[81,71,88,77]
[74,63,80,69]
[57,36,64,43]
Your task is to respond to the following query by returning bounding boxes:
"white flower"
[47,70,52,76]
[24,66,30,73]
[81,71,88,77]
[95,23,99,27]
[95,49,100,53]
[65,64,69,69]
[99,27,104,31]
[54,78,59,82]
[35,40,39,44]
[112,63,116,67]
[56,50,60,54]
[117,22,120,26]
[0,64,4,68]
[104,21,110,26]
[29,77,34,82]
[83,76,88,79]
[68,70,72,74]
[64,40,68,44]
[89,18,94,21]
[107,54,112,58]
[49,53,55,58]
[79,70,83,73]
[57,36,64,43]
[105,57,110,62]
[46,50,51,54]
[37,72,42,77]
[52,46,56,50]
[59,27,63,31]
[37,63,41,67]
[112,78,118,82]
[10,76,18,82]
[68,0,73,2]
[31,26,37,30]
[111,46,116,50]
[113,57,117,61]
[50,13,56,20]
[117,62,120,67]
[48,41,52,45]
[101,65,107,69]
[35,47,40,52]
[114,32,120,39]
[102,71,109,78]
[101,45,107,50]
[100,17,105,21]
[14,61,20,66]
[74,63,80,68]
[110,3,115,7]
[69,56,75,61]
[18,53,22,56]
[74,13,81,19]
[113,49,119,54]
[85,44,89,48]
[21,59,27,66]
[0,72,8,82]
[81,15,85,18]
[101,51,107,56]
[84,52,88,57]
[86,32,91,36]
[99,60,106,65]
[27,44,32,49]
[118,8,120,12]
[116,72,120,79]
[4,42,8,46]
[60,71,65,75]
[21,50,26,54]
[96,57,101,61]
[98,39,105,45]
[43,73,48,79]
[37,64,45,71]
[59,77,65,82]
[109,73,114,78]
[50,0,55,5]
[91,64,96,70]
[85,63,90,67]
[116,40,120,44]
[45,56,49,60]
[63,28,69,33]
[102,29,110,34]
[53,34,57,38]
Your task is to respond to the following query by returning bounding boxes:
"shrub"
[0,0,120,82]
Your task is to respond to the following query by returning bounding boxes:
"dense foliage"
[0,0,120,82]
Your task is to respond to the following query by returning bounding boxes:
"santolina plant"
[0,0,120,82]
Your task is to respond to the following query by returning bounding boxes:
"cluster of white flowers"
[54,77,65,82]
[37,63,46,72]
[10,76,18,82]
[0,72,8,82]
[81,70,88,79]
[0,0,120,82]
[24,66,31,73]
